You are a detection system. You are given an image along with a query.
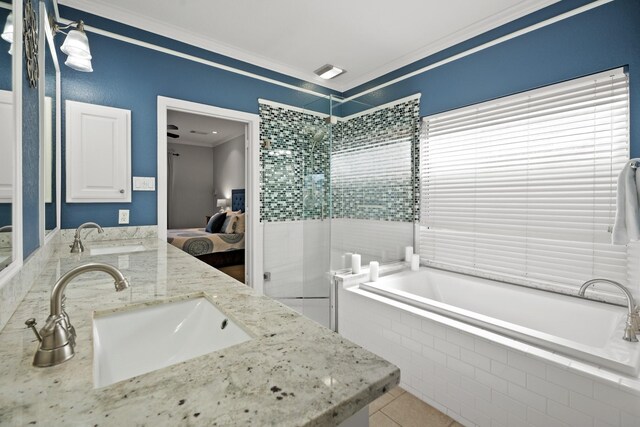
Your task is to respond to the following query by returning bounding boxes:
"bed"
[167,189,246,270]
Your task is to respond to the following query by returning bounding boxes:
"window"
[419,68,631,294]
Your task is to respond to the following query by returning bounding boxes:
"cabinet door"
[0,90,14,203]
[66,101,131,203]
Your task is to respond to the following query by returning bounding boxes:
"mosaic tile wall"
[259,98,420,223]
[331,98,420,222]
[259,103,330,222]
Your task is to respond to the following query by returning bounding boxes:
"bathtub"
[359,267,640,376]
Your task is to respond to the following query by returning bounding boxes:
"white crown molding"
[57,0,342,91]
[334,0,561,92]
[58,0,560,93]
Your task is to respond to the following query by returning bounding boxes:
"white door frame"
[157,96,263,294]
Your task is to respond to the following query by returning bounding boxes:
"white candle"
[405,246,413,262]
[411,254,420,271]
[351,254,361,274]
[344,252,353,269]
[369,261,379,282]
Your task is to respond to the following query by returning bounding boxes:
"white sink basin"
[92,295,252,388]
[89,244,147,256]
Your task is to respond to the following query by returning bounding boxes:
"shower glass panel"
[300,97,332,327]
[260,93,418,330]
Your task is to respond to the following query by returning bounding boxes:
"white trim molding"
[343,0,613,102]
[157,97,263,294]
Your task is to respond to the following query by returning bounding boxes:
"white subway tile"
[400,312,422,329]
[491,360,526,387]
[507,413,531,427]
[422,344,447,366]
[401,335,422,354]
[476,369,509,394]
[435,337,461,358]
[569,391,620,425]
[492,390,527,419]
[448,382,476,410]
[381,328,402,345]
[447,355,476,378]
[507,383,546,412]
[391,319,411,337]
[447,329,475,350]
[621,411,640,427]
[434,362,462,387]
[546,365,594,397]
[410,327,435,347]
[461,403,492,427]
[461,347,491,371]
[477,399,509,427]
[594,382,640,417]
[475,338,508,363]
[434,389,461,414]
[422,319,447,338]
[526,373,569,405]
[546,400,594,427]
[594,419,617,427]
[527,407,570,427]
[461,376,491,403]
[508,351,547,379]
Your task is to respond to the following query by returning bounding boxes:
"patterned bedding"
[167,228,244,257]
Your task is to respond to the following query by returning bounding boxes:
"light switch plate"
[132,177,155,191]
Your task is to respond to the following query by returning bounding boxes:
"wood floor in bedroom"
[217,264,245,283]
[369,387,462,427]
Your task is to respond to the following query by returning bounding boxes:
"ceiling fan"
[167,124,179,139]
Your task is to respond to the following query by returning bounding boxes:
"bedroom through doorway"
[165,111,247,282]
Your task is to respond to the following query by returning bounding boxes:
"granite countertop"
[0,238,399,426]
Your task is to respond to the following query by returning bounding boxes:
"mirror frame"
[39,1,60,244]
[0,0,24,283]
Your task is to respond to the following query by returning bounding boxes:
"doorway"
[157,97,262,291]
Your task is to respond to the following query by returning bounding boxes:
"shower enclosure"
[260,94,419,329]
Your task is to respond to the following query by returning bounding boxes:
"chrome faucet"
[70,222,104,253]
[578,279,639,342]
[25,262,129,367]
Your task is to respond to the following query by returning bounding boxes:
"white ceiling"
[59,0,559,92]
[167,110,245,148]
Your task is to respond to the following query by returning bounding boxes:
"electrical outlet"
[118,209,129,224]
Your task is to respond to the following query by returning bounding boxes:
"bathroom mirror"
[0,0,15,271]
[40,2,59,239]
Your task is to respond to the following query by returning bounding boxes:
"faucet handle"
[25,318,42,342]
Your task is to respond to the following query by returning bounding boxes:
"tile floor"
[369,387,462,427]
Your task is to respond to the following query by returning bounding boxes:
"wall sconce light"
[49,16,93,72]
[1,12,13,54]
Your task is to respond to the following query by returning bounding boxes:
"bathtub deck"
[370,387,463,427]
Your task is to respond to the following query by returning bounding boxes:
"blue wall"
[58,6,337,229]
[21,0,39,258]
[345,0,640,156]
[53,0,640,231]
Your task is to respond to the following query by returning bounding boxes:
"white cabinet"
[66,101,131,203]
[0,90,14,203]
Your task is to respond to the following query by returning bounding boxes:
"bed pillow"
[205,212,226,233]
[235,213,245,233]
[221,215,239,234]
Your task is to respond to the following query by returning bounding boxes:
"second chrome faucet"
[70,222,104,253]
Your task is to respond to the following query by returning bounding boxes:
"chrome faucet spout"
[50,263,129,316]
[29,262,130,367]
[70,222,104,253]
[578,278,638,342]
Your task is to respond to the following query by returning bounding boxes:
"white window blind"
[419,68,631,292]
